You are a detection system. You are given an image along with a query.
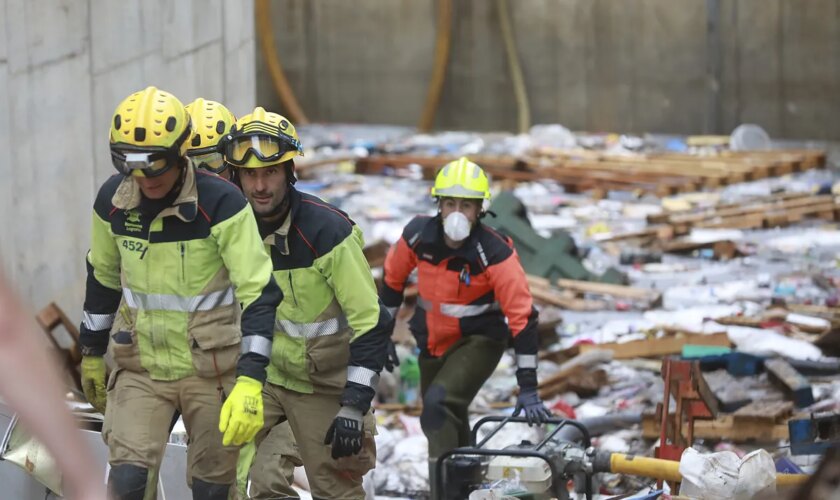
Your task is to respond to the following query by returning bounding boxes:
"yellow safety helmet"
[109,86,192,177]
[185,98,236,151]
[223,107,303,169]
[184,98,236,174]
[431,157,491,199]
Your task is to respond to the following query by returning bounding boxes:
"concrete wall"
[0,0,256,319]
[258,0,840,140]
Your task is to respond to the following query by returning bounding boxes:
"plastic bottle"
[399,354,420,405]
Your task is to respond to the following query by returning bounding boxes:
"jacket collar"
[263,186,301,255]
[111,165,199,222]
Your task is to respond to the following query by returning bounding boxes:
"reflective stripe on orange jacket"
[381,215,539,358]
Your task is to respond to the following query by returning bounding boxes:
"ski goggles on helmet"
[187,146,228,174]
[110,146,180,178]
[222,128,303,167]
[110,123,190,178]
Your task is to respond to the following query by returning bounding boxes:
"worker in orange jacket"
[380,157,551,495]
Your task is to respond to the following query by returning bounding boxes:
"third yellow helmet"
[431,157,491,199]
[223,107,303,169]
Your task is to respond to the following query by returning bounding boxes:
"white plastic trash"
[529,124,576,149]
[678,447,776,500]
[730,124,771,151]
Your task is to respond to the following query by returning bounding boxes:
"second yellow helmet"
[185,98,235,174]
[185,98,236,151]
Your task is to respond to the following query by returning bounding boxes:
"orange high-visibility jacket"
[381,215,539,363]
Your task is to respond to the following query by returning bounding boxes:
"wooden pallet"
[35,302,83,392]
[649,193,839,235]
[535,147,826,189]
[641,412,790,441]
[540,157,740,189]
[577,332,732,359]
[356,147,827,197]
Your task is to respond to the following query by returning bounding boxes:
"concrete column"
[1,0,256,319]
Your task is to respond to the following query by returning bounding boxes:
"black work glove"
[324,406,364,459]
[513,386,552,426]
[384,341,401,373]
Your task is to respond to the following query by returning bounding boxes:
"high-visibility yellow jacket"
[79,167,282,382]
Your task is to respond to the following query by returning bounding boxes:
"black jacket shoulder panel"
[475,224,514,266]
[402,215,434,245]
[195,170,248,225]
[93,174,124,219]
[293,191,356,258]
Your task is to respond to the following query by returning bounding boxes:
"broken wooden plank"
[556,279,661,303]
[694,213,769,230]
[661,238,734,254]
[374,403,423,416]
[564,368,608,398]
[543,166,703,193]
[642,413,790,441]
[530,286,607,311]
[538,349,613,399]
[523,163,693,196]
[713,315,772,329]
[35,302,83,392]
[656,194,834,227]
[644,154,770,181]
[658,238,741,261]
[556,158,736,182]
[703,370,752,412]
[786,304,840,320]
[693,362,722,417]
[813,329,840,357]
[733,401,794,424]
[537,365,610,399]
[538,349,613,387]
[578,332,732,359]
[596,225,675,243]
[765,358,816,408]
[526,274,552,290]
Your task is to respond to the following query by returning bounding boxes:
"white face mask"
[443,211,471,242]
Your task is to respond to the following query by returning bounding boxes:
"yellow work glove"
[80,356,107,414]
[219,376,264,446]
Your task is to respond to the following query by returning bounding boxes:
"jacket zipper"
[288,273,298,306]
[180,243,186,282]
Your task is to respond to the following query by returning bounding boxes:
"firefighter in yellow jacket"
[78,87,282,500]
[224,108,391,499]
[184,97,303,500]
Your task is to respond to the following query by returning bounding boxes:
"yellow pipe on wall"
[418,0,453,132]
[497,0,530,134]
[608,453,809,487]
[255,0,310,125]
